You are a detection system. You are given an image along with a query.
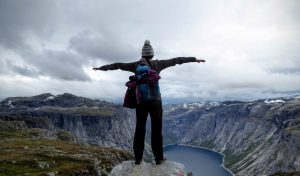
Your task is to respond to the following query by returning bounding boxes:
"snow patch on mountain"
[8,104,15,109]
[264,99,285,104]
[45,96,55,101]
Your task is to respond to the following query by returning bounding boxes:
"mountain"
[1,93,299,176]
[0,93,135,150]
[0,93,137,175]
[162,97,300,176]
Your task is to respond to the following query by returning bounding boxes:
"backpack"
[123,64,161,108]
[123,75,137,109]
[136,64,161,103]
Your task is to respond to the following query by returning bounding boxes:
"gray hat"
[142,40,154,57]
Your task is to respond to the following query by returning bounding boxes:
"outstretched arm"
[93,62,137,73]
[158,57,205,72]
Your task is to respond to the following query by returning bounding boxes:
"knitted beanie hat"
[142,40,154,57]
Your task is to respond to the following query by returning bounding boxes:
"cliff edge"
[109,160,188,176]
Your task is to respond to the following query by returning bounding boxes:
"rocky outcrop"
[109,161,188,176]
[163,98,300,176]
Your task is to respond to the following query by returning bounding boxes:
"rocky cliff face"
[163,98,300,176]
[0,93,136,150]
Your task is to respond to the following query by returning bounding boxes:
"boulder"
[109,160,187,176]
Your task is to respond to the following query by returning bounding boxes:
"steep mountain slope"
[163,98,300,176]
[0,93,135,150]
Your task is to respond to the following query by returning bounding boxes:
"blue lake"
[164,144,233,176]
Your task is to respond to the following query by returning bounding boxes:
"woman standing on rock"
[93,40,205,165]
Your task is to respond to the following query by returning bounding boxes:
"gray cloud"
[5,60,40,77]
[30,49,91,81]
[69,30,137,61]
[0,0,299,101]
[0,1,58,48]
[0,0,92,81]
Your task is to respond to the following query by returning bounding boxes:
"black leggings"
[133,100,163,162]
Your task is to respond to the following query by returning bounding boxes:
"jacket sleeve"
[157,57,197,72]
[99,62,137,73]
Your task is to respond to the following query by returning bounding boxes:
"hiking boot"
[135,160,142,165]
[156,157,167,165]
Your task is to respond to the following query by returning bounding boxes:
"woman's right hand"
[196,59,206,63]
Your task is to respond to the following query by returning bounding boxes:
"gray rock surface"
[109,161,187,176]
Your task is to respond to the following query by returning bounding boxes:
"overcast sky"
[0,0,299,102]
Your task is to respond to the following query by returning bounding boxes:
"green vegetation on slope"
[0,128,133,176]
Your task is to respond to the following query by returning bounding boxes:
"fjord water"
[164,145,232,176]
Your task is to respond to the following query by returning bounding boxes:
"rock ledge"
[109,160,188,176]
